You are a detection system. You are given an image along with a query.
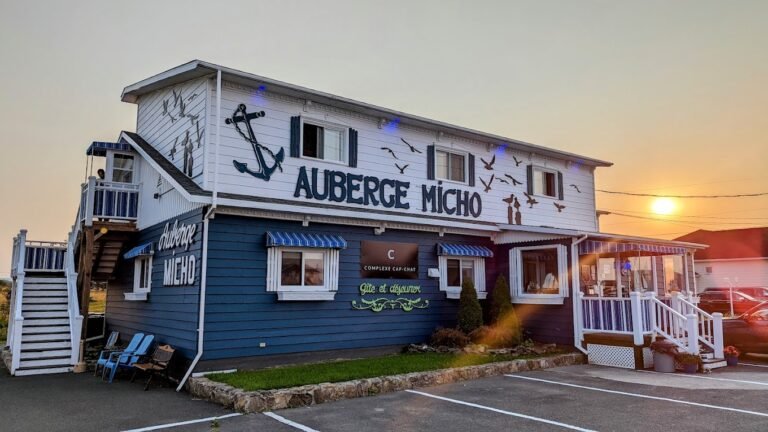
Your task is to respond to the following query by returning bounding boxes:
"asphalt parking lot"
[3,358,768,431]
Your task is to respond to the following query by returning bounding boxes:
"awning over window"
[124,242,153,259]
[266,232,347,249]
[578,240,686,256]
[87,141,132,156]
[437,243,494,258]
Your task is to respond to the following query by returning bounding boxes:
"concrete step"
[25,290,67,297]
[20,349,72,360]
[24,318,69,326]
[23,325,70,335]
[22,341,71,350]
[14,366,72,376]
[19,358,72,369]
[24,311,69,319]
[702,359,728,371]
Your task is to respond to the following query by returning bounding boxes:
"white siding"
[205,80,599,231]
[136,77,209,185]
[695,259,768,289]
[135,158,203,230]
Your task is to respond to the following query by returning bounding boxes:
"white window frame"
[510,244,569,305]
[266,246,339,301]
[125,255,152,301]
[107,151,137,184]
[434,147,469,184]
[299,117,349,166]
[530,165,559,199]
[438,256,486,299]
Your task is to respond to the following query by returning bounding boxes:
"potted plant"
[676,353,701,374]
[724,346,740,366]
[650,339,677,373]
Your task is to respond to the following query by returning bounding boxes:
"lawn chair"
[130,344,175,391]
[103,334,154,383]
[93,331,123,376]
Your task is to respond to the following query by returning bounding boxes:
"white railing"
[671,293,724,358]
[80,177,140,226]
[65,228,83,365]
[23,241,67,272]
[645,293,698,353]
[581,296,635,334]
[8,230,28,373]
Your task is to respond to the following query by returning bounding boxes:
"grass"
[208,351,553,392]
[89,289,106,314]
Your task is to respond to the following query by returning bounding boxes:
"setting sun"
[651,197,676,215]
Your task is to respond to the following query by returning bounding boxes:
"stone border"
[187,352,585,413]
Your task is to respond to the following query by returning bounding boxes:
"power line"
[597,190,768,198]
[605,211,768,226]
[600,208,768,221]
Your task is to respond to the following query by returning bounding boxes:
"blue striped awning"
[87,141,132,156]
[124,242,153,259]
[578,240,686,256]
[437,243,494,258]
[266,232,347,249]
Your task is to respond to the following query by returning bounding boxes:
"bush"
[469,324,522,348]
[458,278,483,334]
[488,275,513,324]
[429,327,469,348]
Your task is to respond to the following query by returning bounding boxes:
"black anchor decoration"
[227,104,284,182]
[480,174,494,193]
[570,184,581,193]
[400,138,422,154]
[523,192,539,209]
[395,163,409,174]
[481,154,496,170]
[504,174,523,186]
[512,156,523,166]
[554,202,566,213]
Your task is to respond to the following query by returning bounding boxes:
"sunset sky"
[1,0,766,276]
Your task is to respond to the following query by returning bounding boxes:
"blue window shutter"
[557,171,564,200]
[427,145,435,180]
[526,165,534,195]
[290,116,300,157]
[348,128,358,168]
[468,154,475,186]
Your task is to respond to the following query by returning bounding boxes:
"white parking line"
[505,374,768,418]
[122,413,242,431]
[264,412,321,432]
[637,369,768,387]
[741,362,768,369]
[405,389,597,432]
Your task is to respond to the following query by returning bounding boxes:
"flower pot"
[681,363,698,374]
[653,352,676,373]
[726,356,739,367]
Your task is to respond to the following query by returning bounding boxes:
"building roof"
[121,60,613,168]
[675,228,768,260]
[495,224,707,249]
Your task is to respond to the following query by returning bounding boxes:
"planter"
[653,352,676,373]
[681,363,698,374]
[726,356,739,367]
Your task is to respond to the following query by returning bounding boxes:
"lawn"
[89,289,106,314]
[208,351,550,392]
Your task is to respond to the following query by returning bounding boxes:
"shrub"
[429,327,469,348]
[469,324,522,348]
[488,275,513,324]
[458,278,483,334]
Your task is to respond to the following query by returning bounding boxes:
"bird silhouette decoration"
[497,178,509,184]
[504,174,523,186]
[554,203,566,213]
[512,156,523,166]
[481,154,496,170]
[395,163,409,174]
[480,174,495,193]
[401,138,422,154]
[570,184,581,193]
[381,147,399,160]
[523,192,539,208]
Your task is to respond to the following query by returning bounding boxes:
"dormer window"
[111,154,135,183]
[302,121,347,164]
[527,165,563,200]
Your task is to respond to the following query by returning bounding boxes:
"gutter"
[571,234,589,355]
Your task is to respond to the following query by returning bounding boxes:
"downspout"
[571,234,589,355]
[177,70,222,392]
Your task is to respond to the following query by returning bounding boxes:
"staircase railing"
[65,228,83,366]
[671,293,724,358]
[645,292,699,354]
[8,230,28,374]
[80,177,140,226]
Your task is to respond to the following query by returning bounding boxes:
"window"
[438,256,486,299]
[266,247,340,301]
[510,245,569,304]
[125,256,152,301]
[302,121,347,164]
[627,256,653,292]
[435,149,466,183]
[112,154,134,183]
[532,167,558,198]
[662,255,685,293]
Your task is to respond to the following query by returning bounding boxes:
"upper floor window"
[112,154,135,183]
[302,121,347,164]
[528,165,563,199]
[436,149,466,183]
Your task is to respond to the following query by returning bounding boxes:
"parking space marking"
[264,412,321,432]
[741,363,768,369]
[405,389,597,431]
[121,413,242,431]
[637,369,768,387]
[505,374,768,418]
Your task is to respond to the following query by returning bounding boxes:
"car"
[723,301,768,354]
[697,290,762,316]
[702,286,768,300]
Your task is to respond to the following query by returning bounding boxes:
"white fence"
[80,177,140,226]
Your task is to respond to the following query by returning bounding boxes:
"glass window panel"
[544,172,556,196]
[461,260,474,286]
[533,170,544,195]
[112,169,133,183]
[303,124,321,159]
[628,256,653,291]
[447,259,460,287]
[521,249,559,294]
[436,151,449,180]
[303,251,324,286]
[113,154,134,170]
[323,129,344,163]
[281,251,302,286]
[663,255,684,292]
[450,153,465,182]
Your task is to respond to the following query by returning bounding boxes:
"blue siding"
[105,209,204,359]
[202,215,494,361]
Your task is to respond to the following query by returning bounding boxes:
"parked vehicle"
[702,286,768,300]
[723,302,768,354]
[697,290,762,315]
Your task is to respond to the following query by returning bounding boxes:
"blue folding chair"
[94,331,127,377]
[103,334,154,383]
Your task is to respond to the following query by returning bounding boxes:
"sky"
[0,0,766,276]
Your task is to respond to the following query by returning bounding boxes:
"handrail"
[645,292,698,354]
[65,228,83,366]
[10,230,28,373]
[674,293,724,358]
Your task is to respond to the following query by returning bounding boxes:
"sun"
[651,197,676,215]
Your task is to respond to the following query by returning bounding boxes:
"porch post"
[685,313,700,355]
[630,291,644,346]
[712,312,724,358]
